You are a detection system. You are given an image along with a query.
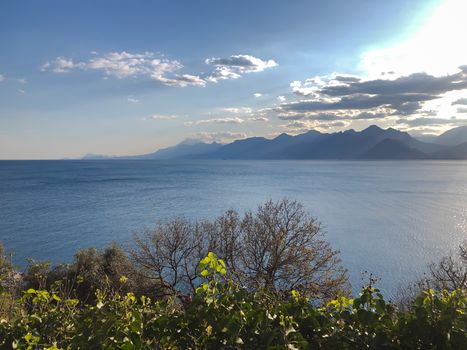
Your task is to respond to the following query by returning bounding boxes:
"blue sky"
[1,0,467,159]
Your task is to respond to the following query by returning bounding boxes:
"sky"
[1,0,467,159]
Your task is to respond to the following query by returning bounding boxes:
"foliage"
[21,244,159,304]
[0,252,465,349]
[397,243,466,311]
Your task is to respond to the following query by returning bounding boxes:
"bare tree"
[131,199,349,302]
[396,243,466,310]
[131,218,208,297]
[428,243,466,291]
[237,199,349,300]
[201,210,244,283]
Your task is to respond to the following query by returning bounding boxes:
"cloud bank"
[277,66,467,134]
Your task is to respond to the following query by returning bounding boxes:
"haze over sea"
[1,160,466,296]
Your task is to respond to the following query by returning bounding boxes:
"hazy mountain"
[435,125,467,146]
[414,134,438,144]
[203,137,271,159]
[137,140,223,159]
[432,141,467,159]
[200,125,445,160]
[361,139,428,159]
[82,154,114,160]
[82,140,222,160]
[199,130,323,159]
[83,125,467,160]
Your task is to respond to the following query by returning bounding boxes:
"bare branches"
[131,199,350,302]
[396,242,466,311]
[131,218,206,297]
[428,243,467,291]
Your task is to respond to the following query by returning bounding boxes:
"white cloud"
[17,78,27,84]
[194,131,247,143]
[127,97,140,103]
[185,117,244,126]
[41,57,76,73]
[83,52,181,79]
[222,107,253,114]
[42,51,204,87]
[42,52,277,87]
[283,119,350,134]
[18,89,25,94]
[249,116,269,122]
[277,95,286,102]
[396,116,467,127]
[0,74,5,81]
[254,93,262,98]
[156,74,206,87]
[205,54,278,82]
[143,114,179,121]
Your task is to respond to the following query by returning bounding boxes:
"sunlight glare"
[360,0,467,78]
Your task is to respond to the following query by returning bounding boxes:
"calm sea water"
[0,160,466,296]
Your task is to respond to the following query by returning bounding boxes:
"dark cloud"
[321,70,467,97]
[278,113,341,121]
[207,56,263,67]
[392,101,423,115]
[275,66,467,134]
[284,67,467,121]
[452,98,467,105]
[334,75,361,83]
[278,111,387,122]
[352,112,387,120]
[396,117,467,127]
[281,93,437,113]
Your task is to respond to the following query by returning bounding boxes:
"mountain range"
[83,125,467,160]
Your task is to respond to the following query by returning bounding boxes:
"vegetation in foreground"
[0,199,466,349]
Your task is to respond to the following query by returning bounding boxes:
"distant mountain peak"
[436,125,467,146]
[274,133,293,140]
[304,129,322,135]
[361,125,384,135]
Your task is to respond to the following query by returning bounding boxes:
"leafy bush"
[21,244,160,305]
[0,252,465,349]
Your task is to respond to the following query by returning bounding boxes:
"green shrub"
[0,252,465,349]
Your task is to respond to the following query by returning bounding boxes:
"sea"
[0,160,466,297]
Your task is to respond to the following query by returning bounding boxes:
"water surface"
[1,160,466,296]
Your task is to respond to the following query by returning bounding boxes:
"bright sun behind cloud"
[361,0,467,78]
